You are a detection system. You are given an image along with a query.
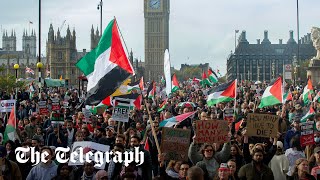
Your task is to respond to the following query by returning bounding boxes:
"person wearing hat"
[0,145,22,180]
[268,141,289,180]
[213,163,234,180]
[284,117,301,150]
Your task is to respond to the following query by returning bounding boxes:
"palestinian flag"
[258,77,283,108]
[283,91,293,104]
[314,91,320,102]
[4,106,20,143]
[76,19,134,105]
[208,69,218,83]
[157,99,167,112]
[133,94,142,110]
[159,111,196,127]
[144,137,150,151]
[193,77,201,84]
[147,81,155,99]
[171,74,179,93]
[127,79,140,93]
[207,79,237,107]
[87,96,113,114]
[235,119,244,132]
[201,71,212,87]
[303,79,313,105]
[301,106,315,122]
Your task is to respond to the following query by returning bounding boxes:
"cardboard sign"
[300,121,315,147]
[0,100,16,113]
[51,112,64,124]
[38,101,49,115]
[112,98,130,122]
[161,127,191,161]
[51,98,60,111]
[68,141,110,169]
[246,113,279,138]
[195,120,229,144]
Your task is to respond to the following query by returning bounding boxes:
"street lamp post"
[293,56,298,87]
[97,0,103,36]
[13,64,19,100]
[272,62,275,79]
[37,62,43,98]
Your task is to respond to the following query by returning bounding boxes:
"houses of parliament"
[0,25,143,87]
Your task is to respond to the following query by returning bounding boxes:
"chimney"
[289,30,294,39]
[279,39,283,44]
[261,30,271,44]
[83,49,86,53]
[307,33,311,43]
[257,39,260,44]
[239,31,249,44]
[264,30,268,39]
[287,30,296,44]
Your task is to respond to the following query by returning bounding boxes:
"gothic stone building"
[0,29,46,79]
[227,30,316,82]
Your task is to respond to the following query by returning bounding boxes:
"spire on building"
[239,31,249,44]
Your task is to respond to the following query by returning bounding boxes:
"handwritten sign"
[51,98,60,111]
[38,101,49,115]
[161,127,191,161]
[300,121,315,147]
[246,113,279,138]
[195,120,229,144]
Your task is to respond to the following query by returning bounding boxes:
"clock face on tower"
[149,0,160,9]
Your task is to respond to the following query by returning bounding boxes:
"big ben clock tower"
[144,0,169,82]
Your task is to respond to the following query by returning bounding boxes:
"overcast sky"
[1,0,319,75]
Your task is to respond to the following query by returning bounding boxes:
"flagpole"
[233,79,237,122]
[143,99,161,154]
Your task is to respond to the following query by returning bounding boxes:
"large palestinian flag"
[76,19,134,105]
[258,77,283,108]
[303,79,313,105]
[4,106,20,143]
[207,79,237,107]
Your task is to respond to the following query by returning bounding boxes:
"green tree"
[0,66,25,92]
[173,66,202,81]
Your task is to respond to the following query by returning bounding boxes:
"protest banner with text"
[195,120,229,144]
[0,100,16,113]
[300,121,315,147]
[112,98,130,122]
[51,98,60,111]
[39,101,49,115]
[161,127,191,161]
[51,112,64,124]
[246,113,279,138]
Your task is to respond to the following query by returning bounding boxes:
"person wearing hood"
[26,146,58,180]
[284,118,301,150]
[268,141,289,180]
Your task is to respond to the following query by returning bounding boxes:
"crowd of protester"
[0,79,319,180]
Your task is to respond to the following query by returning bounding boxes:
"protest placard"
[223,108,234,124]
[161,127,191,161]
[112,98,130,122]
[51,98,60,111]
[300,121,315,147]
[246,113,279,138]
[82,108,92,122]
[68,141,110,169]
[51,112,64,124]
[195,120,229,144]
[0,100,16,113]
[38,101,49,115]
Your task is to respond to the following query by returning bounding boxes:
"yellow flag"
[111,78,131,97]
